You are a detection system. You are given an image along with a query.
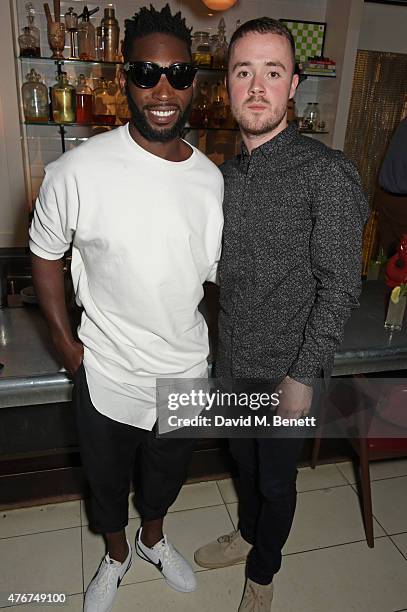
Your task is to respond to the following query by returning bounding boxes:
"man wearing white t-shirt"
[29,5,223,611]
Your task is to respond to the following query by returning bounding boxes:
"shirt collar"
[240,122,299,159]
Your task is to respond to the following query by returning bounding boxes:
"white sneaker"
[84,540,132,612]
[135,527,197,593]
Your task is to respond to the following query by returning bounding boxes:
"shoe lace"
[93,557,119,598]
[162,539,182,572]
[218,530,239,545]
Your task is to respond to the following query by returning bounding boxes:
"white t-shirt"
[29,124,224,429]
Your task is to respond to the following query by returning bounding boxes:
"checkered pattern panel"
[281,21,325,63]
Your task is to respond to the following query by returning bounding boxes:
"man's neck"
[128,122,192,162]
[241,118,288,155]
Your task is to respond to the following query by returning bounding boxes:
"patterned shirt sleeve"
[288,154,370,385]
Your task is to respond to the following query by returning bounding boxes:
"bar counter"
[1,281,407,409]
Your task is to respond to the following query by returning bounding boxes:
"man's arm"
[281,154,369,415]
[29,163,82,374]
[31,254,83,374]
[379,117,407,195]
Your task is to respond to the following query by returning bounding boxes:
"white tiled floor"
[1,459,407,611]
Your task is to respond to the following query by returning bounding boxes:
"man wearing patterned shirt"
[195,17,368,611]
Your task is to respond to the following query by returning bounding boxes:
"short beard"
[232,100,287,136]
[126,85,192,142]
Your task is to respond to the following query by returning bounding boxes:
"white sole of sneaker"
[164,577,197,593]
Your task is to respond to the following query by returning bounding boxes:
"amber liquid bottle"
[76,74,93,124]
[93,78,116,125]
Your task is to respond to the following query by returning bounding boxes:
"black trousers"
[73,364,195,534]
[229,435,304,585]
[228,382,321,585]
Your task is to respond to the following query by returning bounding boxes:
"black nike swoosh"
[116,557,132,588]
[136,545,163,573]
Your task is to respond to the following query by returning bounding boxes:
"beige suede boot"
[194,530,252,569]
[238,578,274,611]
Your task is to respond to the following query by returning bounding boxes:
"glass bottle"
[192,32,212,67]
[210,34,219,59]
[95,26,104,61]
[19,2,41,57]
[93,78,116,125]
[213,18,228,69]
[76,74,93,124]
[102,7,120,62]
[22,69,49,123]
[78,6,95,61]
[195,80,211,127]
[116,88,130,124]
[18,27,37,57]
[385,291,407,330]
[211,81,227,127]
[189,79,203,127]
[64,6,78,59]
[51,72,76,123]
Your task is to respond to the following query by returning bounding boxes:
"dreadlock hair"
[123,4,193,62]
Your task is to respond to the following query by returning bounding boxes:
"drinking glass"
[48,22,65,59]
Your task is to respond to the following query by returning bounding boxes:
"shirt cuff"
[286,372,315,388]
[288,355,323,388]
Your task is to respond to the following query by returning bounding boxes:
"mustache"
[244,96,269,105]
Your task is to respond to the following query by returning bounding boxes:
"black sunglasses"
[124,61,198,90]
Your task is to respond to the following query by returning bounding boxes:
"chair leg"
[358,439,374,548]
[310,434,321,469]
[310,394,328,468]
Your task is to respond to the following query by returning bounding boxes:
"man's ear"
[289,73,299,100]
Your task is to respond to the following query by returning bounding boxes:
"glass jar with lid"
[22,69,49,122]
[76,74,93,124]
[51,72,76,123]
[192,32,212,67]
[302,102,320,132]
[93,78,116,125]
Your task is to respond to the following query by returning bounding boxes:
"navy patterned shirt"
[216,123,370,385]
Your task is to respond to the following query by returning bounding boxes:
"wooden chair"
[311,374,407,547]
